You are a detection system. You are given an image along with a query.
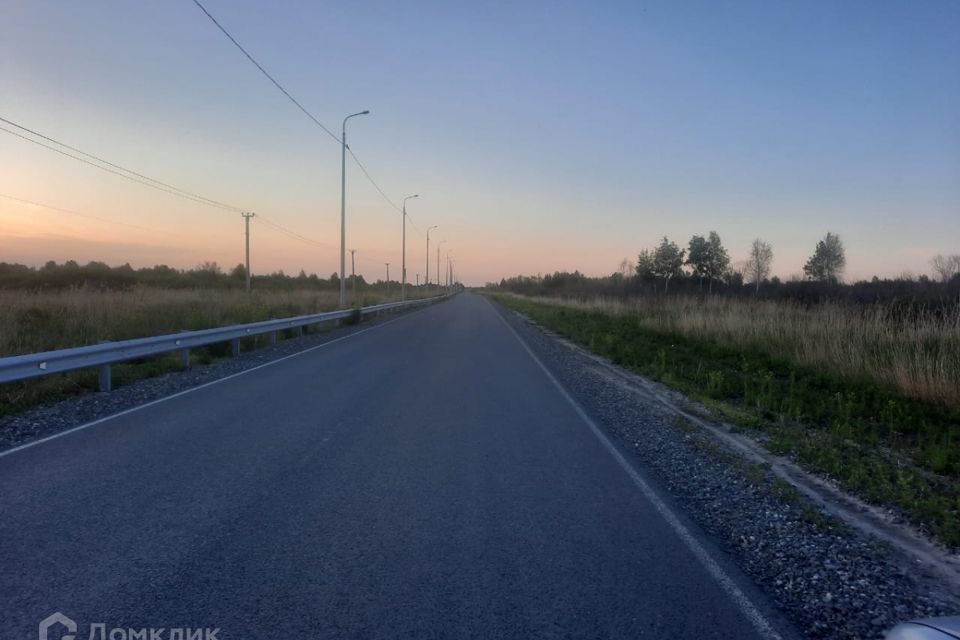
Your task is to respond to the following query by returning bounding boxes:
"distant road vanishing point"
[0,293,795,639]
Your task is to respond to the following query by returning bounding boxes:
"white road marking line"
[0,312,416,460]
[490,301,785,640]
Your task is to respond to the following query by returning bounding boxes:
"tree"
[651,237,685,293]
[686,235,710,288]
[194,261,222,275]
[687,231,730,293]
[230,264,246,279]
[803,232,845,282]
[617,257,635,279]
[635,249,656,283]
[745,238,773,293]
[931,254,960,283]
[704,231,730,293]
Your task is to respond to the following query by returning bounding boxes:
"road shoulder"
[486,295,959,639]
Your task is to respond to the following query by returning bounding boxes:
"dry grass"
[0,286,410,357]
[513,294,960,408]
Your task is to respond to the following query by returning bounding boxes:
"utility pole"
[385,262,390,292]
[416,273,420,287]
[426,226,437,292]
[350,249,357,304]
[340,110,369,309]
[241,212,255,295]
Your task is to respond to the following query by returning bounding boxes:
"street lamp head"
[345,110,370,124]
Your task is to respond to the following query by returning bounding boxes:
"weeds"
[503,293,960,409]
[0,286,425,415]
[491,293,960,547]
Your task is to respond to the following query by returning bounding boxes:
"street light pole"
[426,225,437,291]
[437,240,446,293]
[401,194,418,302]
[339,110,369,309]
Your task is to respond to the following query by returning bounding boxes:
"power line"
[346,147,400,213]
[0,116,243,212]
[189,1,416,224]
[345,146,425,233]
[0,192,173,236]
[254,213,332,249]
[190,0,341,145]
[0,121,242,214]
[0,117,348,259]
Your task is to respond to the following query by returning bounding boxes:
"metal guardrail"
[0,295,449,392]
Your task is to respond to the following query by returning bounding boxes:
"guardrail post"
[269,331,277,346]
[98,363,111,392]
[177,331,190,369]
[295,326,303,337]
[231,338,241,357]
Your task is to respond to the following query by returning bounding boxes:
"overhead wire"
[254,214,331,248]
[189,0,341,146]
[0,192,175,236]
[3,2,413,279]
[0,116,243,213]
[1,118,336,257]
[252,217,393,276]
[189,0,422,229]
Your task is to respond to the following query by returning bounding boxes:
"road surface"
[0,293,795,639]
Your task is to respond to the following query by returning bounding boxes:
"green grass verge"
[491,294,960,547]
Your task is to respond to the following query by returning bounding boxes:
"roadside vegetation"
[486,232,960,547]
[491,293,960,547]
[0,259,439,415]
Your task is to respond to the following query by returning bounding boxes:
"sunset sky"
[1,0,958,285]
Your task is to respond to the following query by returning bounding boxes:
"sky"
[1,0,957,285]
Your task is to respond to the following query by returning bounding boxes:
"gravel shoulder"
[3,297,958,639]
[489,298,960,640]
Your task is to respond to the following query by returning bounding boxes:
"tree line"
[491,232,960,308]
[0,260,411,292]
[635,231,853,294]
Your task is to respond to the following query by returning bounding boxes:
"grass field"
[490,292,960,547]
[0,286,421,415]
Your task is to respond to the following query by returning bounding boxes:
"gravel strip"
[0,314,402,452]
[491,300,959,640]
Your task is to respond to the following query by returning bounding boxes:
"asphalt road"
[0,293,796,639]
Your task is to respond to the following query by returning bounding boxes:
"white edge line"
[0,311,417,460]
[489,300,785,640]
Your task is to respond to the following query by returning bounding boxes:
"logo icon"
[39,612,76,640]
